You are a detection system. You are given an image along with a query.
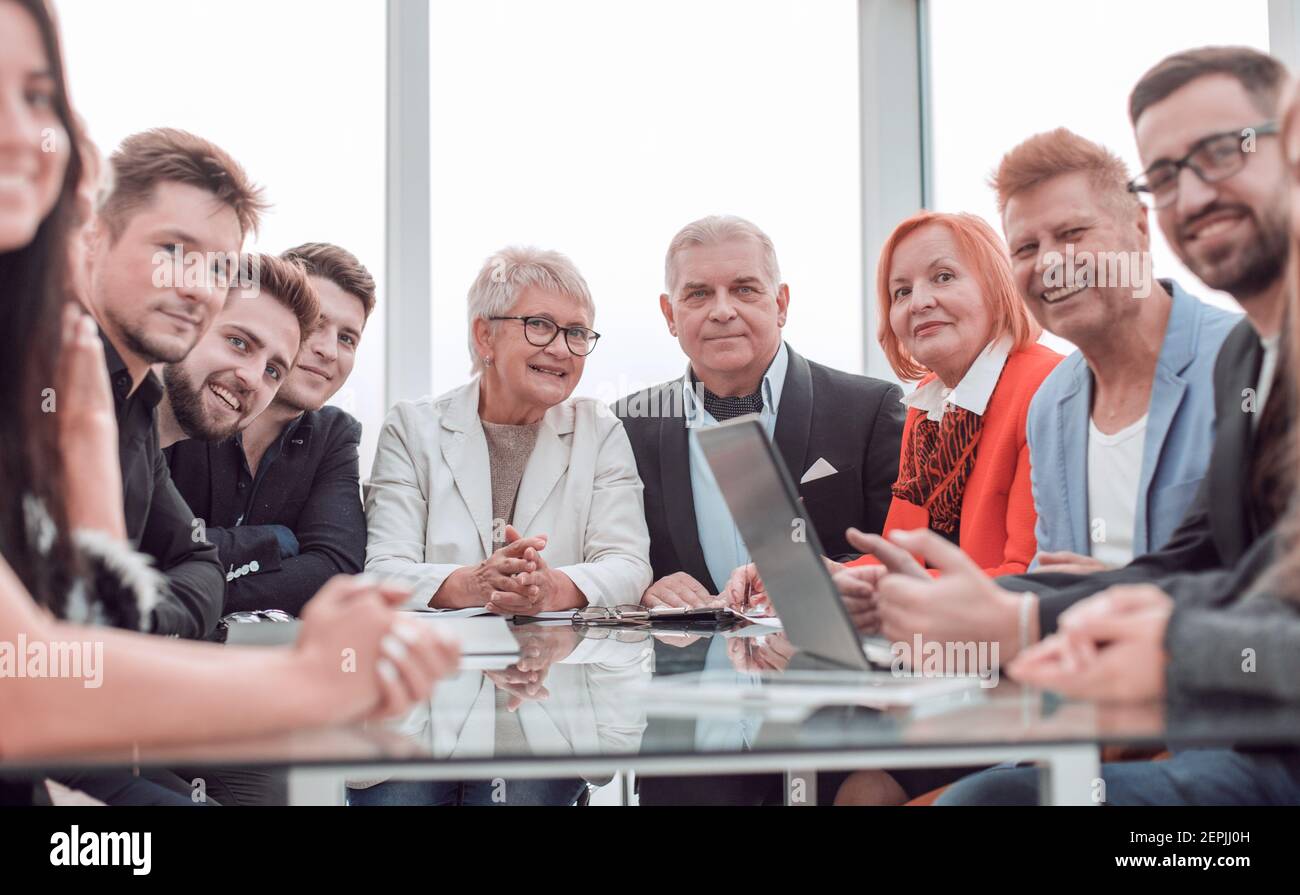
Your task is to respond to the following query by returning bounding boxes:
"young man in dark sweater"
[164,243,375,620]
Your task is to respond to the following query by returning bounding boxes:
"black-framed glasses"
[1128,121,1279,209]
[489,315,601,356]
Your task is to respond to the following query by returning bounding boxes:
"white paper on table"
[738,613,783,628]
[402,606,495,619]
[722,623,777,639]
[403,614,520,657]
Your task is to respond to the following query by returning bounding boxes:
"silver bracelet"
[1019,592,1034,656]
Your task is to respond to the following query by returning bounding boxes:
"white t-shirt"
[1087,414,1149,568]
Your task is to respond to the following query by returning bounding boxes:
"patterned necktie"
[701,388,764,422]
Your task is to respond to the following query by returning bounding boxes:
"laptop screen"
[697,415,871,669]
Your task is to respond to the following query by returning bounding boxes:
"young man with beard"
[80,128,268,640]
[151,251,318,807]
[166,243,374,617]
[157,253,317,451]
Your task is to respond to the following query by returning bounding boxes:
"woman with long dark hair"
[0,0,85,618]
[0,0,459,805]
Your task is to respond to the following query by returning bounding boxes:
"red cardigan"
[849,343,1062,577]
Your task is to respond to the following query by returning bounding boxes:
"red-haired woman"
[848,210,1061,577]
[816,211,1062,806]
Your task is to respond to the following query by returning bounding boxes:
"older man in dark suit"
[615,214,905,805]
[617,214,904,605]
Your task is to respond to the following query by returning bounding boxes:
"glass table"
[6,618,1300,806]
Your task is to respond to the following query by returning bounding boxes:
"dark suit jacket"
[165,406,367,617]
[615,342,906,593]
[104,335,225,639]
[1003,318,1280,632]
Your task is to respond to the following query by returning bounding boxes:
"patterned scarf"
[891,405,984,534]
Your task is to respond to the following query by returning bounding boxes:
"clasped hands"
[485,626,580,710]
[1008,584,1173,703]
[437,524,582,615]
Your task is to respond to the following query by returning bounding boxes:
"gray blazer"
[1163,533,1300,702]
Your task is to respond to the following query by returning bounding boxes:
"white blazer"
[347,639,649,790]
[364,378,652,608]
[399,639,648,764]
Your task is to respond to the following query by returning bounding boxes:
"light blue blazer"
[1026,280,1241,568]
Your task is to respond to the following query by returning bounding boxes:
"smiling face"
[474,286,588,413]
[273,275,366,412]
[887,223,994,385]
[660,237,788,389]
[1003,170,1151,347]
[1134,73,1289,306]
[161,288,302,442]
[0,0,69,253]
[87,179,243,365]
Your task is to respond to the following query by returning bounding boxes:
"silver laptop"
[697,414,884,671]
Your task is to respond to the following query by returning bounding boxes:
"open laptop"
[697,414,889,671]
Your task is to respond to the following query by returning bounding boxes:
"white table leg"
[1040,744,1102,806]
[288,768,346,806]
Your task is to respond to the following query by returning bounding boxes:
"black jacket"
[1003,318,1283,632]
[164,406,366,617]
[615,343,906,592]
[104,336,225,639]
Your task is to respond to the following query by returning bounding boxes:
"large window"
[53,0,1285,459]
[427,0,862,403]
[55,0,388,467]
[928,0,1272,352]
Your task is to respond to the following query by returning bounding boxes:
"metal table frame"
[289,742,1101,806]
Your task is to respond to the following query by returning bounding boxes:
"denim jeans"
[936,748,1300,806]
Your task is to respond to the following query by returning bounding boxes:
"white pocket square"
[800,457,838,484]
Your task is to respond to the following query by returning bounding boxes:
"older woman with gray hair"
[364,246,652,617]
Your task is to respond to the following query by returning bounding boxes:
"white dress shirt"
[683,341,789,592]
